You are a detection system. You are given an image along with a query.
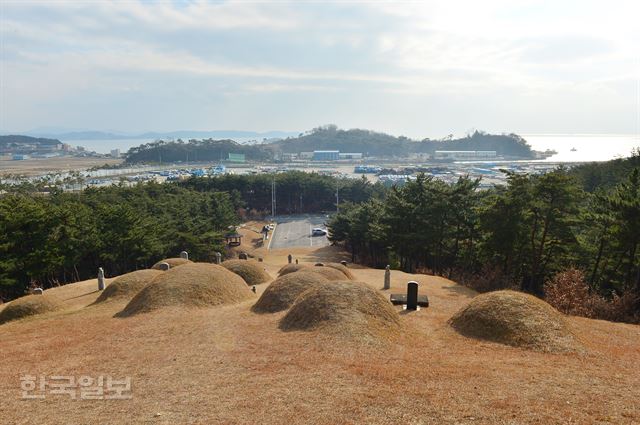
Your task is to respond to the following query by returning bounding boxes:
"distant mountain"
[27,131,131,141]
[26,129,299,142]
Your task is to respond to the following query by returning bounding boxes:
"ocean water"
[63,138,155,154]
[65,134,640,162]
[523,134,640,162]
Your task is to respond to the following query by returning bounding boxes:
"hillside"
[124,138,272,163]
[0,245,638,424]
[273,126,535,158]
[0,135,62,153]
[570,149,640,192]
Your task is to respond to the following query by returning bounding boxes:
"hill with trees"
[124,139,272,164]
[122,126,536,163]
[0,135,62,153]
[273,125,535,158]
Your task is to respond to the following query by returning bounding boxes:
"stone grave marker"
[98,267,105,291]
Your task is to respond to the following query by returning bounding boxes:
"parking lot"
[269,214,331,250]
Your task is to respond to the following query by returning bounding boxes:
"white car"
[311,228,327,236]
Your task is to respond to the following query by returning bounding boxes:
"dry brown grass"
[94,269,163,304]
[221,259,271,285]
[151,257,192,270]
[251,271,330,313]
[117,263,254,317]
[280,280,401,343]
[449,290,581,352]
[1,245,638,424]
[0,294,64,325]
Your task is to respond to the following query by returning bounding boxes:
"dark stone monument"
[390,281,429,310]
[252,286,257,293]
[238,252,248,260]
[258,257,263,262]
[295,259,298,264]
[287,254,292,264]
[406,281,419,311]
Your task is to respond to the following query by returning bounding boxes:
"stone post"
[383,265,391,290]
[180,251,188,260]
[215,252,222,264]
[287,254,292,264]
[158,262,170,271]
[98,267,105,291]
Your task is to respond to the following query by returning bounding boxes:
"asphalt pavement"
[269,214,331,250]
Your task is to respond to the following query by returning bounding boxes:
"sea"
[65,134,640,163]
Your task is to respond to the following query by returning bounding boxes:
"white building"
[434,150,497,160]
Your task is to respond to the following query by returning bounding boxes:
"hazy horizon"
[1,1,639,138]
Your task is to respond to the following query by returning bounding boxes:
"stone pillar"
[295,259,298,264]
[98,267,105,291]
[215,252,222,264]
[180,251,188,260]
[287,254,292,264]
[383,265,391,290]
[406,281,419,311]
[158,262,170,271]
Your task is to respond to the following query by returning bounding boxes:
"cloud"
[1,0,638,135]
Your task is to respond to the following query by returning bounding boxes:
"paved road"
[269,214,331,250]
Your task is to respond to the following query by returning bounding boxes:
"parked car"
[311,228,327,236]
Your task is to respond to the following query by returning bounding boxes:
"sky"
[1,0,639,139]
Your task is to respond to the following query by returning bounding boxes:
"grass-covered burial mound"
[221,260,271,286]
[279,281,401,342]
[448,290,580,352]
[0,295,64,325]
[324,263,355,280]
[151,257,192,270]
[94,269,162,303]
[117,263,254,317]
[251,271,330,314]
[307,266,348,281]
[277,263,309,277]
